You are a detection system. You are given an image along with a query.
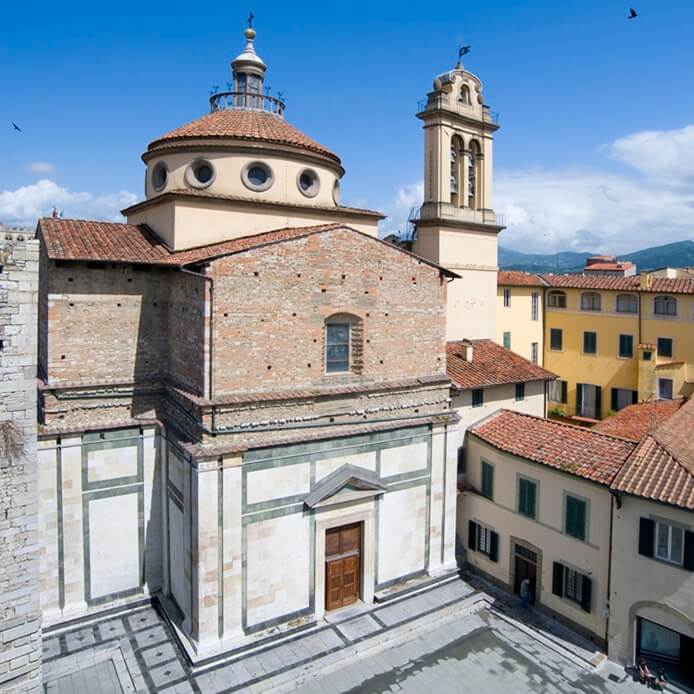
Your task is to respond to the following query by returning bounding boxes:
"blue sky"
[2,0,694,253]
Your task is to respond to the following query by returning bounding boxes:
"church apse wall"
[209,228,448,396]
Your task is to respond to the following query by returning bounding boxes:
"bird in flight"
[628,8,638,19]
[11,122,21,131]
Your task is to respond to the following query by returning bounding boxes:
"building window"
[618,334,634,358]
[642,350,652,361]
[518,477,536,519]
[658,378,674,400]
[531,292,539,321]
[564,495,588,541]
[657,337,673,358]
[515,382,525,401]
[639,517,693,569]
[654,295,677,316]
[241,161,274,192]
[581,292,602,311]
[550,328,563,351]
[481,461,494,500]
[616,293,638,313]
[655,520,684,565]
[503,288,511,307]
[583,331,597,355]
[325,322,350,373]
[552,562,592,612]
[611,388,637,411]
[547,290,567,308]
[468,521,499,561]
[460,84,472,104]
[576,383,601,419]
[531,342,538,364]
[151,161,168,192]
[472,388,484,408]
[503,331,511,350]
[548,379,567,404]
[185,159,216,189]
[297,168,320,198]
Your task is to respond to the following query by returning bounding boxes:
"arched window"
[616,293,638,314]
[459,84,471,105]
[654,295,677,316]
[581,292,602,311]
[325,313,363,374]
[547,290,567,308]
[450,135,464,207]
[468,140,482,210]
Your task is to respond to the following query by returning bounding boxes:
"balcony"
[209,91,286,117]
[416,96,500,127]
[413,203,505,227]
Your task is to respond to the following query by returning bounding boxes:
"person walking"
[520,577,532,607]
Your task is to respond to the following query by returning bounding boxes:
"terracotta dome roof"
[148,109,340,163]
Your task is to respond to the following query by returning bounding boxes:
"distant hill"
[499,240,694,274]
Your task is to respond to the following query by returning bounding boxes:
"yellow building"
[497,272,694,420]
[496,271,544,365]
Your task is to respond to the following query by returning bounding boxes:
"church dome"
[148,109,340,164]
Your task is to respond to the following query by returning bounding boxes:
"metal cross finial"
[247,10,254,28]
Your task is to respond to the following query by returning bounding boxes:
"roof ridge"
[494,408,640,443]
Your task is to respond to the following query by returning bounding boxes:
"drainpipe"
[179,267,215,404]
[606,490,621,653]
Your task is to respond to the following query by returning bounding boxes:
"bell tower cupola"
[413,51,504,341]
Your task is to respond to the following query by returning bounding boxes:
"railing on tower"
[209,91,286,117]
[416,96,500,126]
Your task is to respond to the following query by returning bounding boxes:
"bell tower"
[413,55,503,341]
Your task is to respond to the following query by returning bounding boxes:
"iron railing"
[209,91,286,117]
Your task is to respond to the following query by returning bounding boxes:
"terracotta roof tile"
[539,273,694,295]
[584,262,634,271]
[148,109,340,163]
[593,399,685,442]
[497,271,546,287]
[37,217,457,277]
[446,339,556,390]
[471,410,636,486]
[611,399,694,509]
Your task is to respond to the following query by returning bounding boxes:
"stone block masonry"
[0,235,42,692]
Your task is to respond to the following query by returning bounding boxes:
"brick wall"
[44,262,170,383]
[0,237,42,692]
[209,228,447,396]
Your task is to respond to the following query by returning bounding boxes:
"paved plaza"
[42,575,684,694]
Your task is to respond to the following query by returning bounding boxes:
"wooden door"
[325,523,361,611]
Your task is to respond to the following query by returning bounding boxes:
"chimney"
[639,272,653,289]
[461,339,474,363]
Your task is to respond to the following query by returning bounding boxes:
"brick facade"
[0,235,42,692]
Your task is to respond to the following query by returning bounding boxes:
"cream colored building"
[607,399,694,685]
[459,410,636,645]
[496,271,545,365]
[412,58,503,341]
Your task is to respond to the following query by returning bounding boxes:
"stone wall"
[209,228,448,396]
[0,236,42,692]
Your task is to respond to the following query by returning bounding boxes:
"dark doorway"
[513,544,537,605]
[325,523,361,611]
[637,617,694,689]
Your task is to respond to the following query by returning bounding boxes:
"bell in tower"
[412,51,504,341]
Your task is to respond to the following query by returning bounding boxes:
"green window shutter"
[489,531,499,562]
[576,384,583,415]
[552,562,564,597]
[638,517,655,557]
[581,575,592,612]
[527,480,536,518]
[561,381,568,404]
[481,462,494,500]
[503,332,511,350]
[566,496,586,540]
[519,479,536,518]
[596,387,602,419]
[468,520,478,552]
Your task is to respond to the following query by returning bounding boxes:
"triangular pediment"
[304,464,387,509]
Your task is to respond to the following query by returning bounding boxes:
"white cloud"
[0,179,138,228]
[27,161,56,175]
[607,125,694,180]
[378,181,423,238]
[378,125,694,254]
